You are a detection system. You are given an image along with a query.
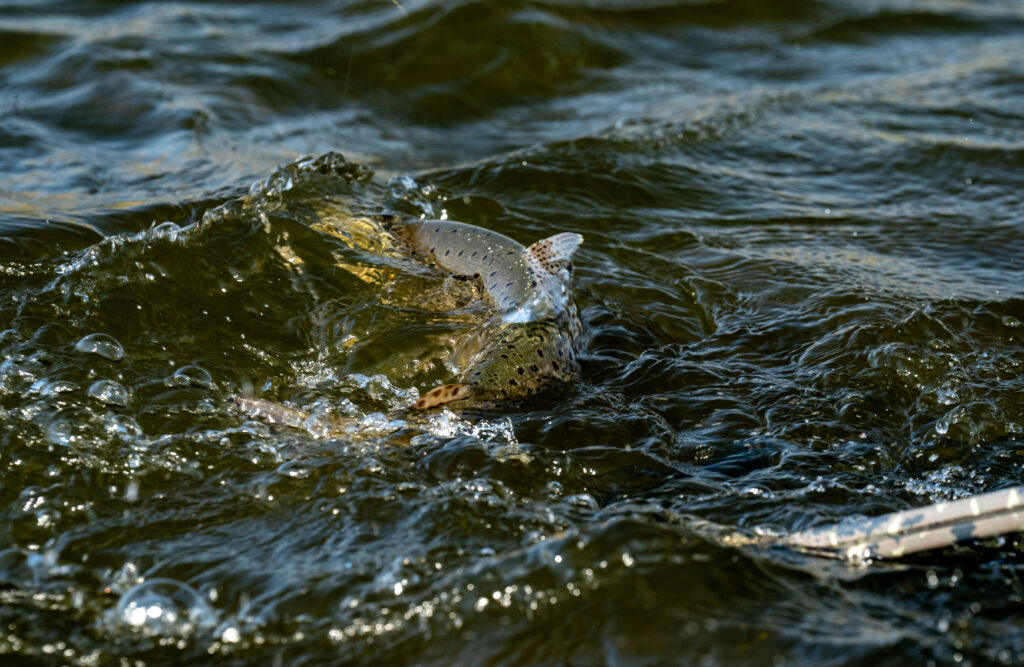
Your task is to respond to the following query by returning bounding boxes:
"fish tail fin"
[413,383,475,409]
[527,233,583,275]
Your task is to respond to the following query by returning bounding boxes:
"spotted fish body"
[464,319,579,399]
[389,220,581,321]
[387,219,584,409]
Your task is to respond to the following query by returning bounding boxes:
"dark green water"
[2,1,1024,665]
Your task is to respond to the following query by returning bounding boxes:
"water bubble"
[46,411,97,448]
[88,380,129,406]
[75,333,125,361]
[114,578,217,637]
[164,365,214,389]
[104,413,143,438]
[0,356,39,389]
[107,562,142,594]
[563,494,599,510]
[28,378,78,396]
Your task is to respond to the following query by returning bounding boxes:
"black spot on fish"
[509,379,517,386]
[501,354,509,359]
[517,367,524,374]
[471,251,477,257]
[430,247,435,254]
[552,361,560,370]
[557,349,564,357]
[482,254,488,260]
[489,271,497,277]
[531,280,537,288]
[530,365,538,372]
[537,350,544,357]
[445,249,450,256]
[473,272,480,278]
[458,250,464,257]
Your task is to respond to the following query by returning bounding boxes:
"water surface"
[1,1,1023,664]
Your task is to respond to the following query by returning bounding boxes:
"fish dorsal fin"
[413,383,475,410]
[526,233,582,275]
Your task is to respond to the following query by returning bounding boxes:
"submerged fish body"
[446,318,580,402]
[387,219,584,409]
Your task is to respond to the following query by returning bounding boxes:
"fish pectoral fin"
[527,232,583,275]
[413,383,475,409]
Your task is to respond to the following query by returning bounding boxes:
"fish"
[231,218,585,428]
[384,218,585,409]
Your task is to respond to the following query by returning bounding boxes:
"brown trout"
[232,218,585,427]
[385,219,585,409]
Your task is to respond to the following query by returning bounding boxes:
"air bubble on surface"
[164,365,215,389]
[74,333,125,361]
[88,379,129,406]
[113,578,217,637]
[28,378,78,396]
[563,493,600,510]
[104,413,144,439]
[46,410,97,448]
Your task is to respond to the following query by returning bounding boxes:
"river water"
[2,1,1023,665]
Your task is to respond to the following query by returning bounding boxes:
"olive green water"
[2,1,1024,665]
